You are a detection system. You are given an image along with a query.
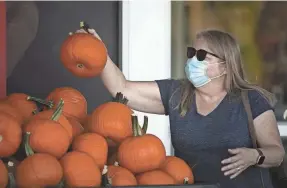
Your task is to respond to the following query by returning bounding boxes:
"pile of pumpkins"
[0,88,194,187]
[0,22,194,187]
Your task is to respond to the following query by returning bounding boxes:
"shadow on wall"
[6,1,120,113]
[6,1,39,78]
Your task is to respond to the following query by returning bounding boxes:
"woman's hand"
[221,148,259,179]
[73,28,102,41]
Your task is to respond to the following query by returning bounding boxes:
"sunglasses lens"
[197,50,207,61]
[187,47,196,58]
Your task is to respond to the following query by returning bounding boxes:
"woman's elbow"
[276,146,285,167]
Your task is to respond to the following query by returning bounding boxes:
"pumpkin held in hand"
[0,160,8,188]
[60,32,107,78]
[117,115,166,174]
[16,133,63,187]
[0,112,22,157]
[87,92,133,147]
[160,156,194,184]
[60,151,101,187]
[136,170,176,185]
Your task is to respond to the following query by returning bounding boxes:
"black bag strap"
[241,90,287,187]
[241,90,257,148]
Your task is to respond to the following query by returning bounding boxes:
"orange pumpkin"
[87,92,133,146]
[104,164,137,186]
[0,101,24,125]
[7,93,38,122]
[160,156,194,184]
[16,154,63,187]
[67,117,85,138]
[47,87,87,122]
[60,151,101,187]
[28,87,87,123]
[16,153,63,187]
[16,133,63,187]
[24,100,70,158]
[136,170,176,185]
[0,160,8,188]
[117,115,166,174]
[25,121,70,158]
[26,100,73,142]
[60,32,107,78]
[72,132,108,169]
[0,112,22,157]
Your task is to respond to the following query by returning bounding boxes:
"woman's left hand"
[221,148,259,179]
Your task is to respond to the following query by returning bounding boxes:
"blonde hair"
[173,29,276,117]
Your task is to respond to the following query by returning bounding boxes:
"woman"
[77,28,285,187]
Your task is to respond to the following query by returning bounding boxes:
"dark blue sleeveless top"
[156,79,274,188]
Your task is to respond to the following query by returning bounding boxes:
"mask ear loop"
[207,61,227,80]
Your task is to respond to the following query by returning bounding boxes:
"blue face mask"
[184,56,225,88]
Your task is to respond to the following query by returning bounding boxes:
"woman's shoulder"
[228,88,274,119]
[155,79,182,115]
[155,78,181,88]
[246,89,274,119]
[155,79,182,94]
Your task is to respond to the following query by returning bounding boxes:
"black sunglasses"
[187,47,224,61]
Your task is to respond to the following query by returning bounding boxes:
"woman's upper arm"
[123,79,175,115]
[249,91,284,149]
[253,110,283,149]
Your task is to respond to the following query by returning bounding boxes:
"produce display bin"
[109,184,220,188]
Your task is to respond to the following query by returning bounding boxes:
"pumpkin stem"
[141,116,148,134]
[7,162,16,188]
[132,115,149,136]
[132,115,138,137]
[32,109,39,115]
[27,96,54,109]
[135,116,143,136]
[24,132,35,156]
[101,165,112,186]
[56,179,65,188]
[0,135,2,143]
[183,177,189,184]
[113,92,128,105]
[51,99,64,121]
